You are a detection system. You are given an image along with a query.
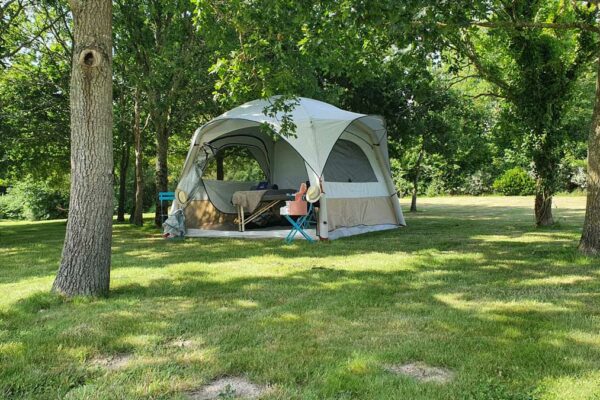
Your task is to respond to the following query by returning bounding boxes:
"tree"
[115,0,214,227]
[439,2,596,226]
[0,1,28,65]
[433,0,600,250]
[132,87,145,226]
[193,0,411,106]
[111,12,147,227]
[114,83,132,223]
[52,0,113,297]
[579,55,600,255]
[0,0,72,184]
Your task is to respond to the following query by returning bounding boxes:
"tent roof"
[215,97,365,128]
[194,97,387,176]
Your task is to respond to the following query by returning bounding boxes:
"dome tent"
[166,97,405,240]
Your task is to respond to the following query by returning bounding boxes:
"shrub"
[390,159,413,198]
[425,177,446,197]
[455,171,494,196]
[565,159,587,191]
[0,190,25,219]
[393,175,413,198]
[569,166,587,190]
[0,180,69,220]
[493,167,536,196]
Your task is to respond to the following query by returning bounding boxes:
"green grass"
[1,196,599,400]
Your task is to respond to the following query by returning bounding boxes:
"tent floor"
[185,226,318,240]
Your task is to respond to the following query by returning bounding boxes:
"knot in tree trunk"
[78,48,102,68]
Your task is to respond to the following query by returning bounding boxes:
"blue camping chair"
[158,191,175,224]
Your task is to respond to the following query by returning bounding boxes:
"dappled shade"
[0,197,599,399]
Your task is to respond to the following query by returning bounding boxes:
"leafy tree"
[194,0,321,105]
[0,179,69,220]
[439,1,597,225]
[0,0,71,184]
[193,1,419,106]
[0,1,70,66]
[115,0,217,226]
[580,56,600,254]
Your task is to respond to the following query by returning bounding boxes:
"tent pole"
[313,172,328,240]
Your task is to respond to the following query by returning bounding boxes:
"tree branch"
[469,20,600,33]
[445,74,481,89]
[426,20,600,33]
[3,8,69,60]
[457,32,513,98]
[467,92,507,100]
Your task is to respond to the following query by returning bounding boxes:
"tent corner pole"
[314,172,328,240]
[372,133,404,226]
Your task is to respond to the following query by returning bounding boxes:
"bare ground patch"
[89,353,133,371]
[186,376,269,399]
[384,362,455,384]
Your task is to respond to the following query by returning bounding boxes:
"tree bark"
[116,136,130,222]
[534,184,554,226]
[132,88,144,226]
[410,140,425,213]
[154,120,168,227]
[53,0,113,297]
[579,56,600,255]
[216,153,224,180]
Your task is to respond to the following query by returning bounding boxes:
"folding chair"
[283,204,315,243]
[280,183,315,243]
[158,191,175,224]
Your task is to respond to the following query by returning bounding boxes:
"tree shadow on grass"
[2,247,599,398]
[1,199,596,398]
[0,201,590,288]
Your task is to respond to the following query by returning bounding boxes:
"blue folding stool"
[283,204,315,243]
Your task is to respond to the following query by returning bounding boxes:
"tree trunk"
[579,56,600,255]
[534,184,554,226]
[216,153,224,180]
[129,178,136,223]
[154,121,168,227]
[410,141,425,213]
[132,88,144,226]
[53,0,113,297]
[116,138,130,222]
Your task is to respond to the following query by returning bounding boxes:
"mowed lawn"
[1,196,599,399]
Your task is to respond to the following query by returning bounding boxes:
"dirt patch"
[186,377,268,399]
[384,362,454,384]
[168,338,195,348]
[89,353,133,371]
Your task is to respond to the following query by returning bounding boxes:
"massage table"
[232,189,294,232]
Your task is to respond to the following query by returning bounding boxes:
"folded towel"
[232,190,268,213]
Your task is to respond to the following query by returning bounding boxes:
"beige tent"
[165,97,405,240]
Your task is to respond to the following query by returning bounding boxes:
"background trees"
[435,1,598,225]
[115,0,217,226]
[1,0,599,255]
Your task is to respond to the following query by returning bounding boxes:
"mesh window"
[323,139,377,182]
[203,146,266,182]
